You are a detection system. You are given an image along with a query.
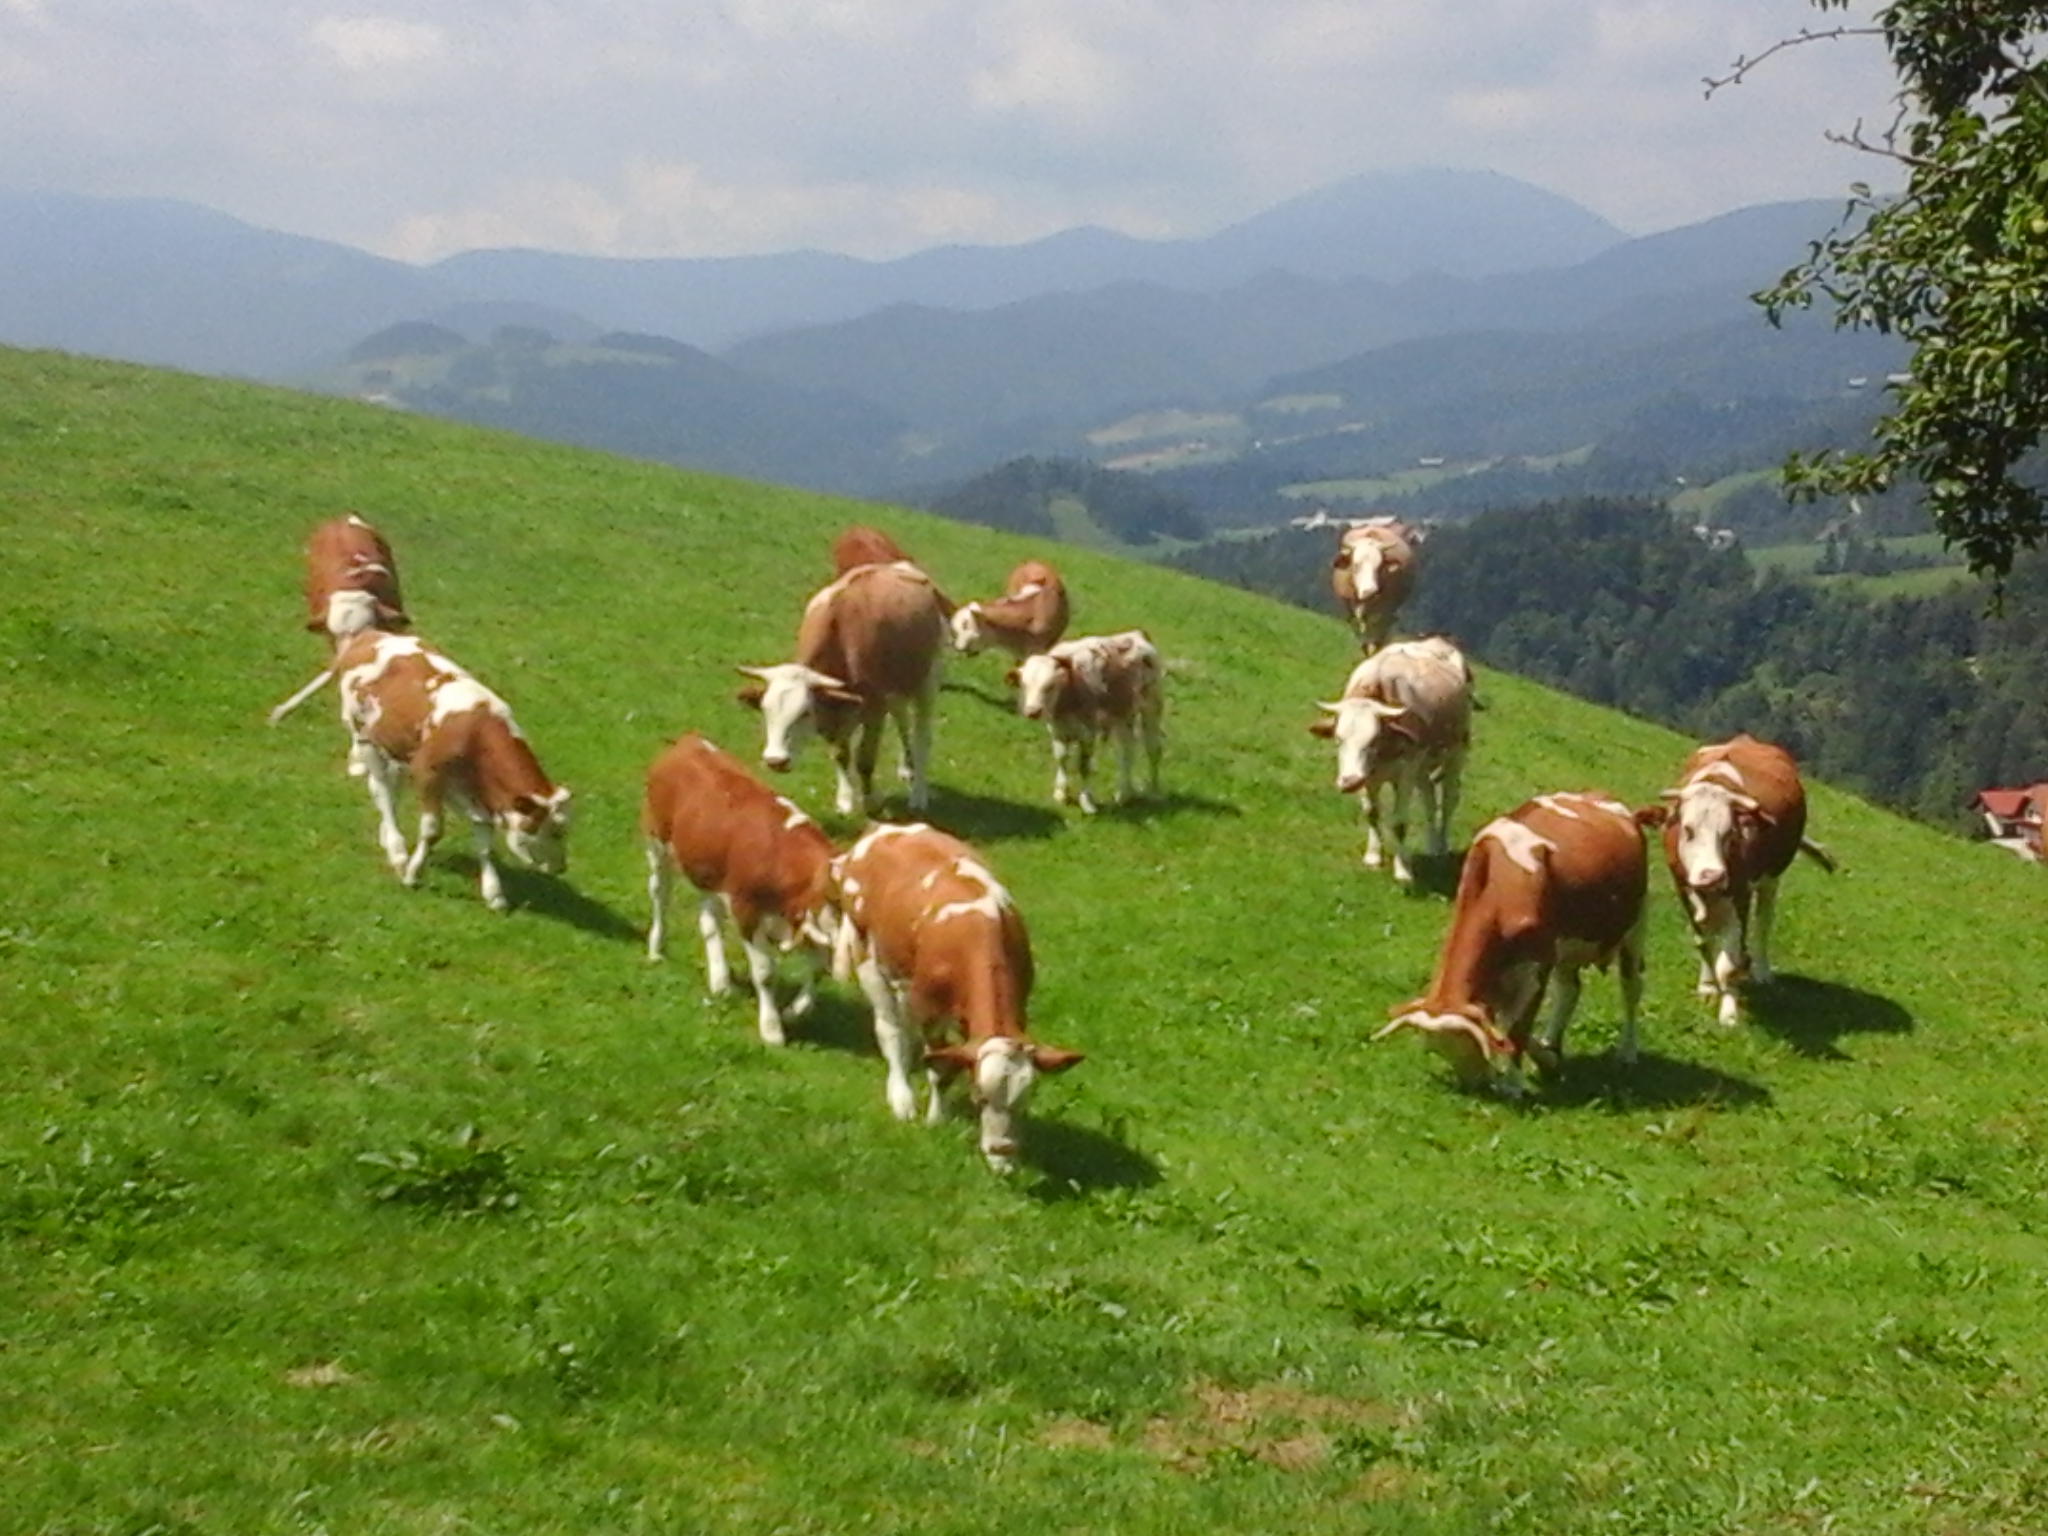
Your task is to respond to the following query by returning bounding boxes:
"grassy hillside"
[7,346,2048,1535]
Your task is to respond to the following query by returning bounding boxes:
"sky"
[0,0,1899,265]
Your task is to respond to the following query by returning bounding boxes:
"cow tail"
[1797,836,1838,874]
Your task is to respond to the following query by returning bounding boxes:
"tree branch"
[1704,25,1883,96]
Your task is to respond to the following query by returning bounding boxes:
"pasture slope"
[5,344,2048,1535]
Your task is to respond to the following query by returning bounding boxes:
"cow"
[736,560,949,816]
[269,514,411,724]
[832,822,1081,1171]
[1330,516,1417,653]
[1377,791,1651,1094]
[1647,733,1836,1026]
[949,559,1070,658]
[831,524,911,576]
[334,631,572,912]
[1309,635,1472,884]
[641,732,841,1046]
[1010,629,1164,814]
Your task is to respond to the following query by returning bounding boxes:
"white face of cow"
[1670,782,1744,892]
[1323,698,1403,794]
[972,1037,1038,1173]
[326,589,381,640]
[1348,538,1388,601]
[1014,653,1067,720]
[739,663,848,771]
[949,604,987,654]
[503,786,573,874]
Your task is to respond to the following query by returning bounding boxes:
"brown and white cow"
[1309,635,1472,884]
[950,559,1070,658]
[335,632,572,911]
[642,732,841,1045]
[736,561,950,816]
[1378,791,1651,1093]
[831,524,911,576]
[1010,629,1164,814]
[1330,516,1417,653]
[269,514,412,723]
[1649,733,1836,1026]
[832,822,1081,1171]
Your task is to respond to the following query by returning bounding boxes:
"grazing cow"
[1378,791,1651,1092]
[1330,516,1417,652]
[641,732,840,1045]
[1649,734,1836,1026]
[335,632,572,911]
[833,822,1081,1171]
[736,561,949,815]
[269,514,411,723]
[1011,629,1164,814]
[831,524,911,576]
[1309,635,1472,884]
[950,559,1070,658]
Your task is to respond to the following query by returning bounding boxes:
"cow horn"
[1316,700,1343,715]
[735,665,772,681]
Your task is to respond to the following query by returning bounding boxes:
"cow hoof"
[485,895,510,914]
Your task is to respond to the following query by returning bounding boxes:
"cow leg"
[852,714,886,815]
[856,957,920,1121]
[825,732,863,817]
[464,803,509,913]
[1749,877,1780,983]
[1386,769,1417,885]
[738,928,788,1047]
[1072,734,1099,815]
[1111,719,1138,805]
[644,842,672,961]
[698,895,734,996]
[1433,751,1465,858]
[1359,783,1387,870]
[357,750,411,873]
[906,685,936,811]
[1614,926,1647,1065]
[787,941,822,1020]
[1141,702,1164,797]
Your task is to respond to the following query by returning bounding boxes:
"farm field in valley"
[5,346,2048,1534]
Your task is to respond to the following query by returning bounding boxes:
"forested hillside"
[1170,500,2042,829]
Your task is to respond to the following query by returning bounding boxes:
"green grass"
[7,345,2048,1533]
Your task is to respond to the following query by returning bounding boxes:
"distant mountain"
[431,171,1624,349]
[0,189,460,378]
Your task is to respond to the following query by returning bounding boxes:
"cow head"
[926,1035,1084,1173]
[1661,779,1762,894]
[735,663,863,769]
[324,589,385,642]
[502,784,573,874]
[1344,537,1389,602]
[1012,652,1072,721]
[1376,1002,1512,1089]
[1309,697,1409,794]
[948,602,990,654]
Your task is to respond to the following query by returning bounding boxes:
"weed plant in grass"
[7,345,2048,1533]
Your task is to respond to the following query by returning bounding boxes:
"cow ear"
[1030,1045,1084,1074]
[925,1042,977,1078]
[820,683,865,707]
[1004,667,1022,688]
[1634,804,1669,829]
[1307,717,1337,739]
[734,683,766,710]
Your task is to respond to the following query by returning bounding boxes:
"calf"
[1378,791,1650,1092]
[1650,733,1835,1026]
[1309,635,1472,884]
[270,514,411,723]
[335,632,572,911]
[1330,517,1417,653]
[950,559,1070,658]
[1011,630,1164,814]
[737,560,949,815]
[831,524,912,575]
[642,732,840,1045]
[833,822,1081,1171]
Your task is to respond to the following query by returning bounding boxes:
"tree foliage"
[1757,1,2048,578]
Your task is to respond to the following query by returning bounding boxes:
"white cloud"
[0,0,1899,260]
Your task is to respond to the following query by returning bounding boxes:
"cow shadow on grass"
[921,785,1068,843]
[784,992,878,1059]
[1018,1116,1163,1198]
[1530,1048,1773,1113]
[1745,973,1915,1061]
[497,868,646,943]
[941,676,1020,714]
[1405,848,1468,900]
[1098,790,1242,826]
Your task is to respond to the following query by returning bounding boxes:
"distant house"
[1971,785,2047,860]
